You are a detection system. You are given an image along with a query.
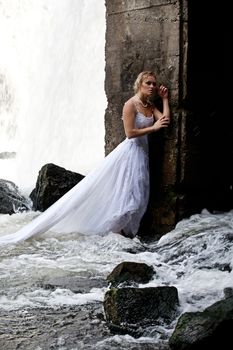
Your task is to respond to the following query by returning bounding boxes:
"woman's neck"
[135,94,150,108]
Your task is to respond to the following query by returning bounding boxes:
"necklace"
[136,95,149,108]
[140,100,148,108]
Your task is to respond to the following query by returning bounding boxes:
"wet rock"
[106,322,143,338]
[169,295,233,350]
[215,263,231,272]
[107,261,155,287]
[30,163,84,211]
[104,286,179,327]
[0,179,31,214]
[224,287,233,299]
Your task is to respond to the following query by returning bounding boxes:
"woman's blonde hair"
[133,71,156,93]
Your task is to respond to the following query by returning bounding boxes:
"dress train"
[0,113,153,245]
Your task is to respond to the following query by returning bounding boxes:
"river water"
[1,1,233,348]
[0,209,233,349]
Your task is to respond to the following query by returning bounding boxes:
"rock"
[30,163,84,211]
[104,286,179,327]
[107,261,155,287]
[224,287,233,299]
[0,179,31,214]
[169,295,233,349]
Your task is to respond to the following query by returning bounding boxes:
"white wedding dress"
[0,112,154,245]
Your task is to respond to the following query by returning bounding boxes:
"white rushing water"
[0,0,106,194]
[0,209,233,348]
[1,1,233,348]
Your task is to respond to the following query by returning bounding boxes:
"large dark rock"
[169,295,233,350]
[0,179,31,214]
[107,261,155,287]
[104,286,179,327]
[30,163,84,211]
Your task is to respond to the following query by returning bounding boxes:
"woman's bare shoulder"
[123,97,136,111]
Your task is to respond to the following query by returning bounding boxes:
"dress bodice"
[124,112,154,153]
[134,112,154,128]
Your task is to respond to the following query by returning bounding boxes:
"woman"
[0,71,170,245]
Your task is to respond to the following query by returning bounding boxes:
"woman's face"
[140,75,157,97]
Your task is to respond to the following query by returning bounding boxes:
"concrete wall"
[105,0,187,237]
[104,0,233,237]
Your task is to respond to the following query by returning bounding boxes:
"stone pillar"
[105,0,187,237]
[105,0,233,238]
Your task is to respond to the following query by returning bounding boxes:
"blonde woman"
[0,71,170,245]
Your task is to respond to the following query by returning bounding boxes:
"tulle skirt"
[0,137,150,245]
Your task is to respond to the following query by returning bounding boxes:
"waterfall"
[0,0,106,194]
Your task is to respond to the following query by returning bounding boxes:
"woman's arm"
[123,98,169,139]
[153,85,170,121]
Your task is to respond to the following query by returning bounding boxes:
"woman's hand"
[157,85,169,99]
[152,115,170,131]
